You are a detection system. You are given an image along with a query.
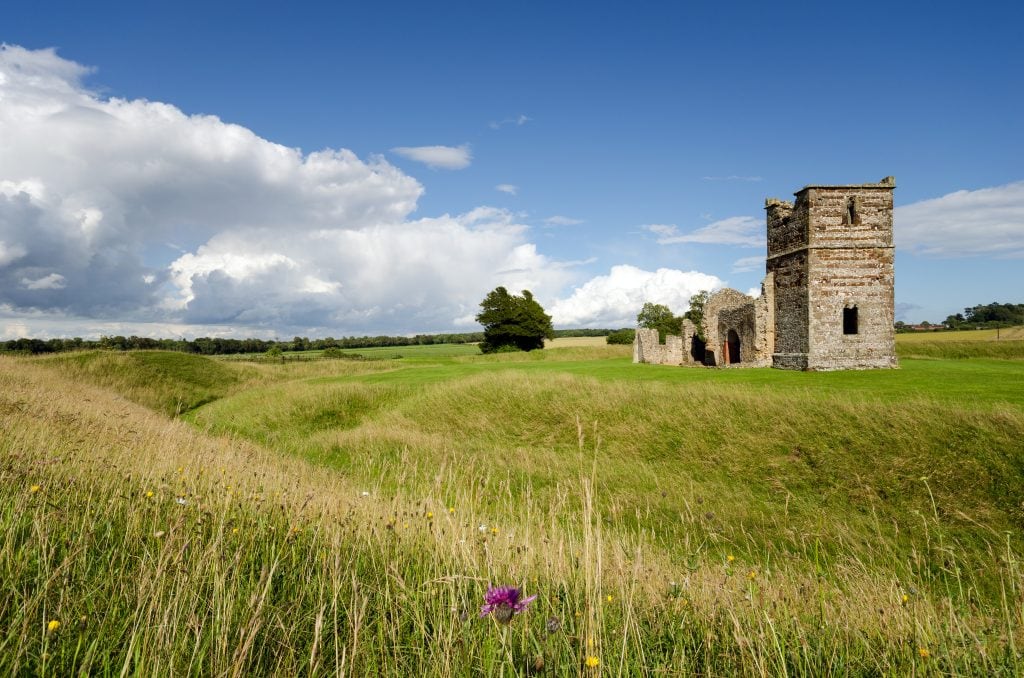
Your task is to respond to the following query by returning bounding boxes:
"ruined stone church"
[634,177,897,371]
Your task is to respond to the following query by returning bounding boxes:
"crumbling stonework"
[633,177,897,371]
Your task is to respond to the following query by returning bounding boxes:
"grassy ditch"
[3,351,1023,674]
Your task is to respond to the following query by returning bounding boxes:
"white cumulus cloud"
[550,265,724,328]
[496,183,518,195]
[896,181,1024,258]
[0,45,731,339]
[390,144,472,170]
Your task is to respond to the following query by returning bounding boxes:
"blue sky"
[1,1,1022,338]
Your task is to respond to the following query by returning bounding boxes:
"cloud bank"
[896,181,1024,258]
[1,45,727,337]
[550,265,723,328]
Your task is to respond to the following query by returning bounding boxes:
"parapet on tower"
[765,176,897,370]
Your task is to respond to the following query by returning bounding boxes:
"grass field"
[896,325,1024,342]
[3,340,1024,674]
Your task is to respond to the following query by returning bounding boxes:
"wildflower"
[479,585,536,624]
[175,497,187,505]
[727,554,735,563]
[146,491,154,498]
[426,511,434,519]
[47,620,60,633]
[490,527,499,536]
[748,570,757,580]
[919,648,929,658]
[606,594,613,603]
[585,655,600,668]
[30,485,41,494]
[902,594,909,605]
[449,507,455,514]
[478,524,488,533]
[232,528,239,535]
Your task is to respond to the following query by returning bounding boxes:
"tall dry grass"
[2,355,1022,674]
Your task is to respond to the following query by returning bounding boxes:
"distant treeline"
[0,328,618,355]
[898,302,1024,332]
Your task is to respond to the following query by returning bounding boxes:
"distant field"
[545,336,609,348]
[897,325,1024,342]
[4,345,1024,674]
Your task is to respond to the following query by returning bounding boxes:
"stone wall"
[632,327,683,366]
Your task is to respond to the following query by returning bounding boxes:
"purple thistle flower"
[480,585,537,624]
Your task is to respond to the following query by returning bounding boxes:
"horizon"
[2,2,1022,340]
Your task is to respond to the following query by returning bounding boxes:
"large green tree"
[636,302,681,342]
[476,287,554,353]
[683,290,710,340]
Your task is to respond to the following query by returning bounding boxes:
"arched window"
[842,196,860,225]
[843,306,858,335]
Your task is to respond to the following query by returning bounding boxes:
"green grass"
[896,339,1024,361]
[34,350,252,416]
[4,348,1024,674]
[896,325,1024,342]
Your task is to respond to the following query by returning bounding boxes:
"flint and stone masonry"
[634,177,898,371]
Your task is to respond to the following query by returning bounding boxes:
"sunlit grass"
[3,350,1024,674]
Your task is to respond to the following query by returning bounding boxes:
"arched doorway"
[690,334,706,364]
[727,329,741,364]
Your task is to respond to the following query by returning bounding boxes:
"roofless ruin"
[634,177,898,371]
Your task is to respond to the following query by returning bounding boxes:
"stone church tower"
[765,177,897,370]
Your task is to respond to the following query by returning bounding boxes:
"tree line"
[0,328,620,356]
[940,302,1024,330]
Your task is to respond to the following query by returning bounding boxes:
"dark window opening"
[726,329,741,364]
[842,197,860,225]
[843,306,859,335]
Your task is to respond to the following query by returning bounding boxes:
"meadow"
[2,334,1023,675]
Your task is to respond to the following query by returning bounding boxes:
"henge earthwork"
[634,177,898,371]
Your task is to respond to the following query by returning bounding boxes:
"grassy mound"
[2,351,1023,674]
[34,350,250,415]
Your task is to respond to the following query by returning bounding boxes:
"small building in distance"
[634,177,898,371]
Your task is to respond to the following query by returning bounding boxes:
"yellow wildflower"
[426,511,433,519]
[585,655,600,667]
[448,507,455,514]
[606,594,613,603]
[145,491,154,498]
[902,594,909,604]
[47,620,60,633]
[748,570,757,580]
[30,485,40,493]
[727,554,735,562]
[491,527,499,536]
[919,648,929,658]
